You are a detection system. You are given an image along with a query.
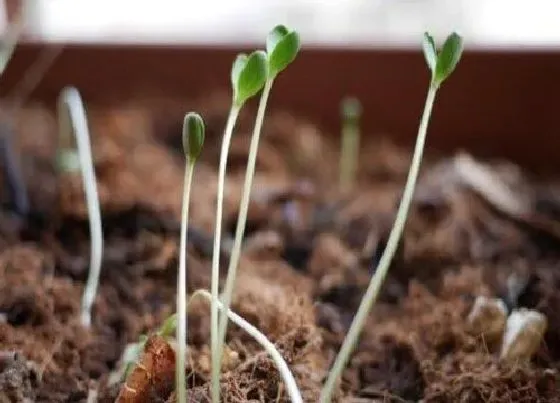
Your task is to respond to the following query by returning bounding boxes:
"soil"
[1,94,560,402]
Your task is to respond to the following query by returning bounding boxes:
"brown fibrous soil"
[1,93,560,402]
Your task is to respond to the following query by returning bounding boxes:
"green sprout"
[56,87,103,328]
[339,97,362,194]
[176,112,205,403]
[215,24,300,400]
[210,49,268,403]
[109,313,177,387]
[320,32,464,402]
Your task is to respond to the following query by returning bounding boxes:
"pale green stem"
[216,78,274,369]
[339,117,360,193]
[320,84,438,402]
[58,87,103,328]
[176,162,195,403]
[194,289,303,403]
[211,106,241,403]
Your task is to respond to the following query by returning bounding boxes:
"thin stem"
[339,116,360,194]
[194,289,303,403]
[211,105,241,403]
[176,162,195,403]
[216,79,274,368]
[320,84,438,402]
[58,87,103,328]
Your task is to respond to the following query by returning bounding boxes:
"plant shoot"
[56,87,103,328]
[339,97,362,193]
[210,49,268,403]
[176,112,205,403]
[320,32,465,402]
[216,25,301,396]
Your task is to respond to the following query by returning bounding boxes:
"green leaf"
[434,32,464,86]
[231,53,248,91]
[266,25,300,78]
[422,32,437,73]
[266,25,290,54]
[182,112,205,162]
[232,50,268,106]
[157,313,177,338]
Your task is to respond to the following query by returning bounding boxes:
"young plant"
[338,97,362,194]
[176,112,205,403]
[215,24,301,390]
[210,50,268,402]
[194,289,303,403]
[320,32,464,402]
[109,314,177,387]
[56,87,103,328]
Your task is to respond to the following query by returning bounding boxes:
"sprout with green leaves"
[320,32,464,402]
[176,112,205,403]
[209,48,269,403]
[56,86,103,328]
[339,97,362,194]
[213,25,300,402]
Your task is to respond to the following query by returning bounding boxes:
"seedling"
[176,112,205,403]
[320,32,464,402]
[109,314,176,387]
[56,87,103,328]
[338,97,362,194]
[194,289,303,403]
[215,24,300,399]
[210,49,268,403]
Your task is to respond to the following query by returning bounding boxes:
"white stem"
[195,289,303,403]
[211,106,241,403]
[58,87,104,328]
[217,79,274,368]
[320,85,438,402]
[176,162,195,403]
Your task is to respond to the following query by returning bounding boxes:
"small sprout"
[109,314,177,388]
[467,296,508,343]
[192,289,303,403]
[320,32,464,403]
[116,335,176,403]
[57,87,103,328]
[214,26,301,401]
[501,308,547,363]
[339,96,362,193]
[266,25,301,78]
[423,32,464,88]
[176,112,205,403]
[182,112,205,162]
[231,50,268,107]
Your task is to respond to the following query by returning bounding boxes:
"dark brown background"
[2,42,560,175]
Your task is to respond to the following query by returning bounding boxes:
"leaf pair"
[423,32,464,88]
[231,25,300,106]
